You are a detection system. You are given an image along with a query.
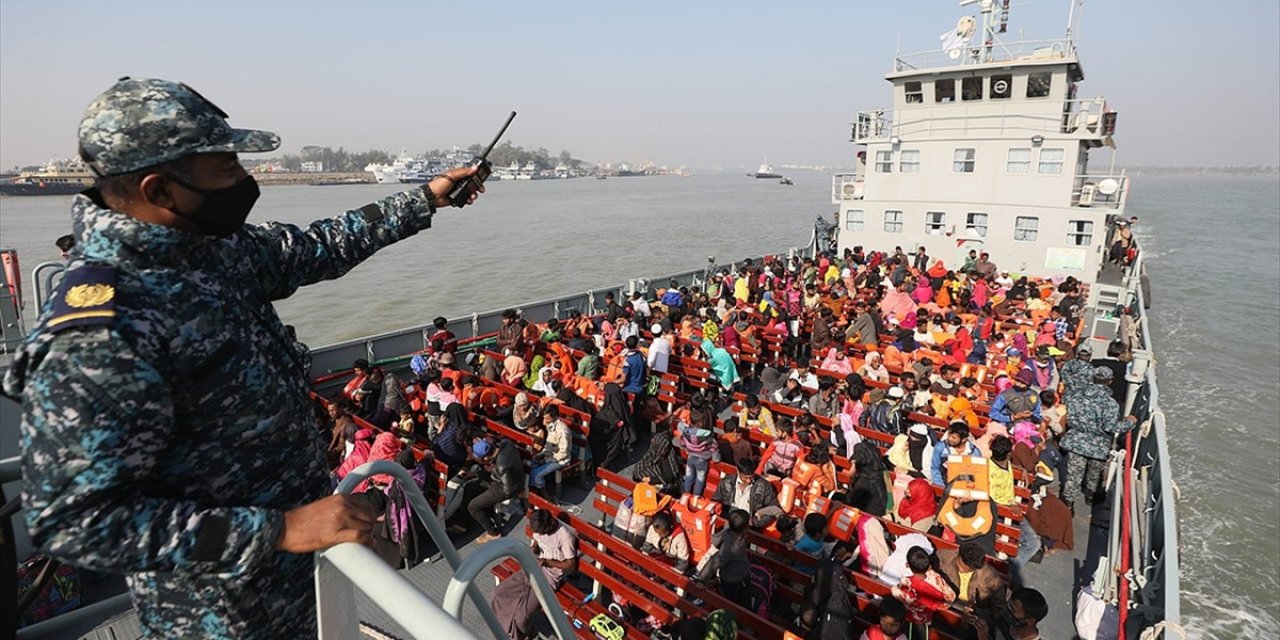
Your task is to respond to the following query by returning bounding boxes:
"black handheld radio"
[447,110,517,207]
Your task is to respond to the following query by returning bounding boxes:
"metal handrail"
[1,455,19,484]
[30,260,67,312]
[317,543,475,639]
[893,37,1075,71]
[328,461,574,640]
[441,537,575,637]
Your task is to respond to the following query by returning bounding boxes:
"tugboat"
[749,156,783,179]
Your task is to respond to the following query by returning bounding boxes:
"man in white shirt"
[631,291,651,322]
[647,323,672,374]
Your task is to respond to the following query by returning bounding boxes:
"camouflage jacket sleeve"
[20,327,283,576]
[240,188,436,301]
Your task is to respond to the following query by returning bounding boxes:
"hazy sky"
[2,0,1277,170]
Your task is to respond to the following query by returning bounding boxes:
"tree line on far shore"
[243,142,589,173]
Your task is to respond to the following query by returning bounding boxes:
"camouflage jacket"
[1061,383,1133,460]
[4,188,437,638]
[1059,358,1095,395]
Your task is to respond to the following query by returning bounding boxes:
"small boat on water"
[779,177,794,185]
[749,156,783,179]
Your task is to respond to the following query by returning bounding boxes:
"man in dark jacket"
[711,459,779,528]
[938,542,1008,635]
[469,436,526,543]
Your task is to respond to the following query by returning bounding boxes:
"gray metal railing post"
[441,537,576,640]
[332,461,507,639]
[317,543,476,639]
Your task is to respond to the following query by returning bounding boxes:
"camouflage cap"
[78,77,279,176]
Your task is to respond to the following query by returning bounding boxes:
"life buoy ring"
[937,454,995,538]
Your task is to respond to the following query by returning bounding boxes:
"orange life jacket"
[672,495,717,562]
[936,454,996,538]
[342,372,367,402]
[828,506,861,542]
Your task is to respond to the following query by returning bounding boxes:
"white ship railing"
[322,461,575,640]
[851,101,1113,145]
[1096,243,1180,635]
[893,37,1076,72]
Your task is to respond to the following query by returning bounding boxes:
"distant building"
[300,161,324,173]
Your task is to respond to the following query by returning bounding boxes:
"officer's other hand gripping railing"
[323,460,574,640]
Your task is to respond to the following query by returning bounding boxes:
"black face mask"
[166,175,260,238]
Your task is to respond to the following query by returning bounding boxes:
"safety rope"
[1138,621,1188,640]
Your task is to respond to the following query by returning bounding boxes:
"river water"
[1,171,1277,638]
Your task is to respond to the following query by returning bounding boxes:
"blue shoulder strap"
[47,264,118,332]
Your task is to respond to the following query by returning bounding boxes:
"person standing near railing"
[2,77,487,639]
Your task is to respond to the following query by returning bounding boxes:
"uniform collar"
[71,190,218,266]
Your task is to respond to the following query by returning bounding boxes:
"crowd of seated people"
[316,245,1135,640]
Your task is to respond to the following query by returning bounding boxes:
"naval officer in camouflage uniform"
[1059,366,1137,510]
[2,78,484,638]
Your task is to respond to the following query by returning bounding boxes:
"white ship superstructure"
[833,1,1124,282]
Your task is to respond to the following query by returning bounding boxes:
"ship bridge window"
[953,148,976,173]
[899,150,920,173]
[875,150,894,173]
[966,212,989,237]
[846,209,865,231]
[904,81,923,104]
[925,211,946,235]
[1007,148,1031,174]
[1014,216,1040,241]
[884,210,904,233]
[1027,72,1052,98]
[935,79,956,103]
[1038,148,1065,174]
[1068,219,1094,246]
[962,76,983,101]
[990,74,1012,99]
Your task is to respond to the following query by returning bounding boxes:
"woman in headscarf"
[633,431,683,493]
[859,351,890,383]
[432,403,473,473]
[335,428,376,479]
[589,383,633,471]
[848,440,889,516]
[529,366,557,397]
[971,277,989,311]
[880,282,917,323]
[820,346,854,376]
[511,392,540,432]
[911,274,934,305]
[501,351,528,388]
[352,431,403,493]
[701,338,741,392]
[383,448,432,568]
[895,476,938,532]
[522,354,546,390]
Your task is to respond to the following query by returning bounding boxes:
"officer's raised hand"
[276,495,379,553]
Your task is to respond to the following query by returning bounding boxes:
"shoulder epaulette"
[47,264,118,332]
